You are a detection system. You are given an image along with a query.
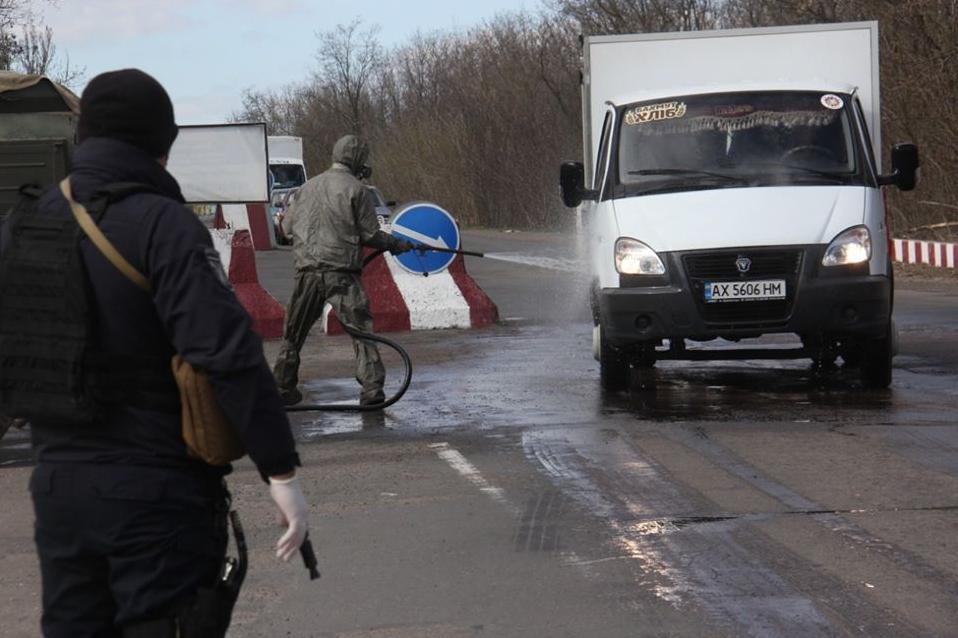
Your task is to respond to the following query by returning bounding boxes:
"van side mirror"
[879,143,919,191]
[560,161,597,208]
[386,200,396,207]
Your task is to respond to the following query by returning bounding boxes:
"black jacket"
[22,137,298,479]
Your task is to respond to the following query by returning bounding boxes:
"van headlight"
[822,226,871,267]
[615,237,666,275]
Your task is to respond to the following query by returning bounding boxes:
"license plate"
[704,279,786,302]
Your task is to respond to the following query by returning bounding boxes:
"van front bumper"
[599,246,891,346]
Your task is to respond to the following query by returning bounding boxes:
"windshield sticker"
[625,101,687,125]
[820,94,844,110]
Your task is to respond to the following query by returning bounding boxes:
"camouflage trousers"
[273,270,386,404]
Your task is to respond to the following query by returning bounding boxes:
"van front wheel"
[598,327,630,392]
[860,327,893,389]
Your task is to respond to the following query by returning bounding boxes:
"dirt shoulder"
[894,263,958,292]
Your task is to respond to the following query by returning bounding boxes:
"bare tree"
[0,0,25,68]
[549,0,720,33]
[14,22,84,87]
[314,20,384,136]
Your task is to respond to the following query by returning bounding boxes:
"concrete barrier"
[214,203,276,251]
[324,250,498,334]
[210,228,285,339]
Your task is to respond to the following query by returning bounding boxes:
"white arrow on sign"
[391,223,450,250]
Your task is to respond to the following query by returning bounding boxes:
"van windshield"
[615,91,865,196]
[270,163,306,190]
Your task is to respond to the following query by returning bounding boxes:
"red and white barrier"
[324,250,498,334]
[892,238,958,269]
[214,203,276,251]
[210,229,286,339]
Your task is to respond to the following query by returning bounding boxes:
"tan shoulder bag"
[60,178,245,466]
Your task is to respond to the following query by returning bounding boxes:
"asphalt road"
[2,229,958,637]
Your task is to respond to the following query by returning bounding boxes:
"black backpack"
[0,183,177,425]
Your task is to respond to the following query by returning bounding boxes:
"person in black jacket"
[13,69,309,637]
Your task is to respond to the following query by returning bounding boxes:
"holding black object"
[300,533,321,581]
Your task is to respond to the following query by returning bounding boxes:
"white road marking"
[429,442,509,506]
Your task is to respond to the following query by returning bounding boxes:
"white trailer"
[561,22,919,389]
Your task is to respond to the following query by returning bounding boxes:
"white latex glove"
[269,474,309,562]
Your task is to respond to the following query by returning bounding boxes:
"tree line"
[234,0,956,238]
[2,1,953,236]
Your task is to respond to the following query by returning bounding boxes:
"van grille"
[684,250,802,279]
[683,249,804,327]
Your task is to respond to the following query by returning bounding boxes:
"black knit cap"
[77,68,178,157]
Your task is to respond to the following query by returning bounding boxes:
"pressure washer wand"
[413,244,485,258]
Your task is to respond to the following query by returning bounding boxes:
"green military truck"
[0,71,79,211]
[0,71,79,443]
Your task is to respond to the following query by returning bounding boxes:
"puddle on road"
[603,361,896,423]
[289,322,956,443]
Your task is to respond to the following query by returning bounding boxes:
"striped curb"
[892,238,958,269]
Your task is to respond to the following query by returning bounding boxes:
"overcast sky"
[31,0,539,123]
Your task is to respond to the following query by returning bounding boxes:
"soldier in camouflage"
[274,135,413,406]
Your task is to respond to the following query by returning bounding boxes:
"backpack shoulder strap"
[59,178,153,293]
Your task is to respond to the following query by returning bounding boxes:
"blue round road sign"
[389,202,461,275]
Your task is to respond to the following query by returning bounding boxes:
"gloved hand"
[269,474,309,562]
[389,237,416,255]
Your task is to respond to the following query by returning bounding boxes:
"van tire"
[860,328,893,389]
[598,327,630,392]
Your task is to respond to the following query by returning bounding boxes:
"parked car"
[366,185,396,224]
[271,187,299,245]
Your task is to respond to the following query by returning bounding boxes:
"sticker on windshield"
[820,94,844,110]
[624,101,687,125]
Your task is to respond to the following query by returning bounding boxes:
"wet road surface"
[3,230,958,637]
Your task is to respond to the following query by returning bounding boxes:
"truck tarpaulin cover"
[0,71,80,113]
[167,123,268,203]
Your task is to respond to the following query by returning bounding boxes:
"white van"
[560,22,918,390]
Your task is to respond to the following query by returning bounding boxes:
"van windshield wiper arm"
[780,164,852,180]
[628,168,748,183]
[735,162,851,181]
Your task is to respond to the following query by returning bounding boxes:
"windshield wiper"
[780,164,852,181]
[734,162,851,182]
[628,168,749,184]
